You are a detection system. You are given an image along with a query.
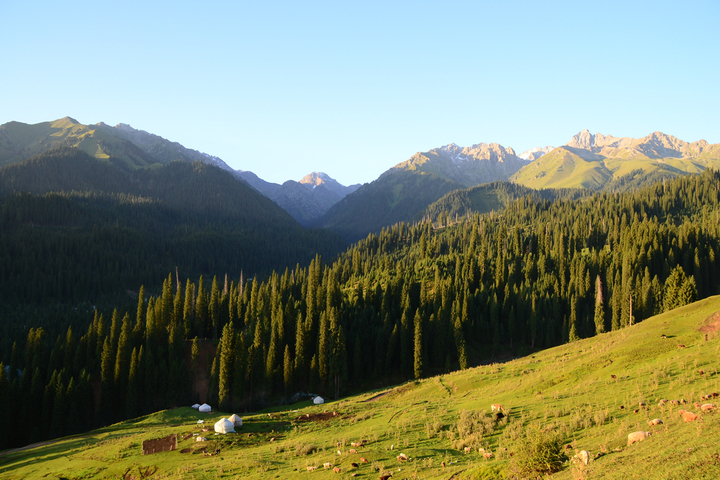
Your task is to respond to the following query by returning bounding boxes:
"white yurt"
[191,404,200,409]
[214,417,235,434]
[198,403,211,413]
[228,414,243,427]
[313,396,325,405]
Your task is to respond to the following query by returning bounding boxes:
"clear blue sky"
[2,1,718,185]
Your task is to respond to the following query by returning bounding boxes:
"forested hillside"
[0,147,346,364]
[2,169,720,450]
[315,169,461,241]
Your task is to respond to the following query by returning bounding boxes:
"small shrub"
[500,420,524,443]
[294,443,317,456]
[425,420,445,439]
[510,426,565,479]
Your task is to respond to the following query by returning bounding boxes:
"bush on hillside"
[509,425,565,479]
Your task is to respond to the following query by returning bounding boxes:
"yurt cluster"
[191,404,243,434]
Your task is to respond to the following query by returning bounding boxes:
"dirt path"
[362,391,391,402]
[0,440,59,457]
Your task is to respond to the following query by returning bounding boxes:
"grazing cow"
[639,402,647,408]
[661,334,667,339]
[677,344,686,349]
[670,400,680,405]
[483,452,493,459]
[682,411,700,422]
[333,467,341,473]
[463,446,472,453]
[397,453,408,462]
[323,463,333,469]
[633,409,640,414]
[627,431,651,446]
[491,404,505,413]
[610,374,617,379]
[701,404,717,413]
[619,405,625,410]
[351,463,359,468]
[648,418,663,426]
[360,457,369,463]
[307,466,318,471]
[349,449,358,454]
[379,475,393,480]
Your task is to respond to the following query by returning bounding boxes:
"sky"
[2,1,719,186]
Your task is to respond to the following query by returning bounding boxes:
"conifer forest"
[1,168,719,450]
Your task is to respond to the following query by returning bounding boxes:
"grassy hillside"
[4,296,720,479]
[510,147,612,190]
[512,145,720,191]
[0,117,156,169]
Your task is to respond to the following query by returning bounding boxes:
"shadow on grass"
[0,437,97,473]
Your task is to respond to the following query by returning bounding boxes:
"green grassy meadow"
[3,296,720,479]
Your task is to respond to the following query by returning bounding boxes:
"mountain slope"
[239,171,360,226]
[422,181,589,223]
[94,122,234,172]
[512,130,720,190]
[0,147,346,304]
[396,142,530,187]
[0,117,156,169]
[316,142,530,241]
[3,295,719,480]
[0,117,234,172]
[315,169,462,241]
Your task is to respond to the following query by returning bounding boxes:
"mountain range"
[238,171,360,226]
[0,117,360,225]
[511,129,720,190]
[4,117,720,242]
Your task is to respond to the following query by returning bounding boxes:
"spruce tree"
[413,309,424,379]
[218,321,235,411]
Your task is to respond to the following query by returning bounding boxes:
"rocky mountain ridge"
[392,141,530,188]
[510,130,720,190]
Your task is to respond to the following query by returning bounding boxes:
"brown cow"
[333,467,341,473]
[682,411,700,422]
